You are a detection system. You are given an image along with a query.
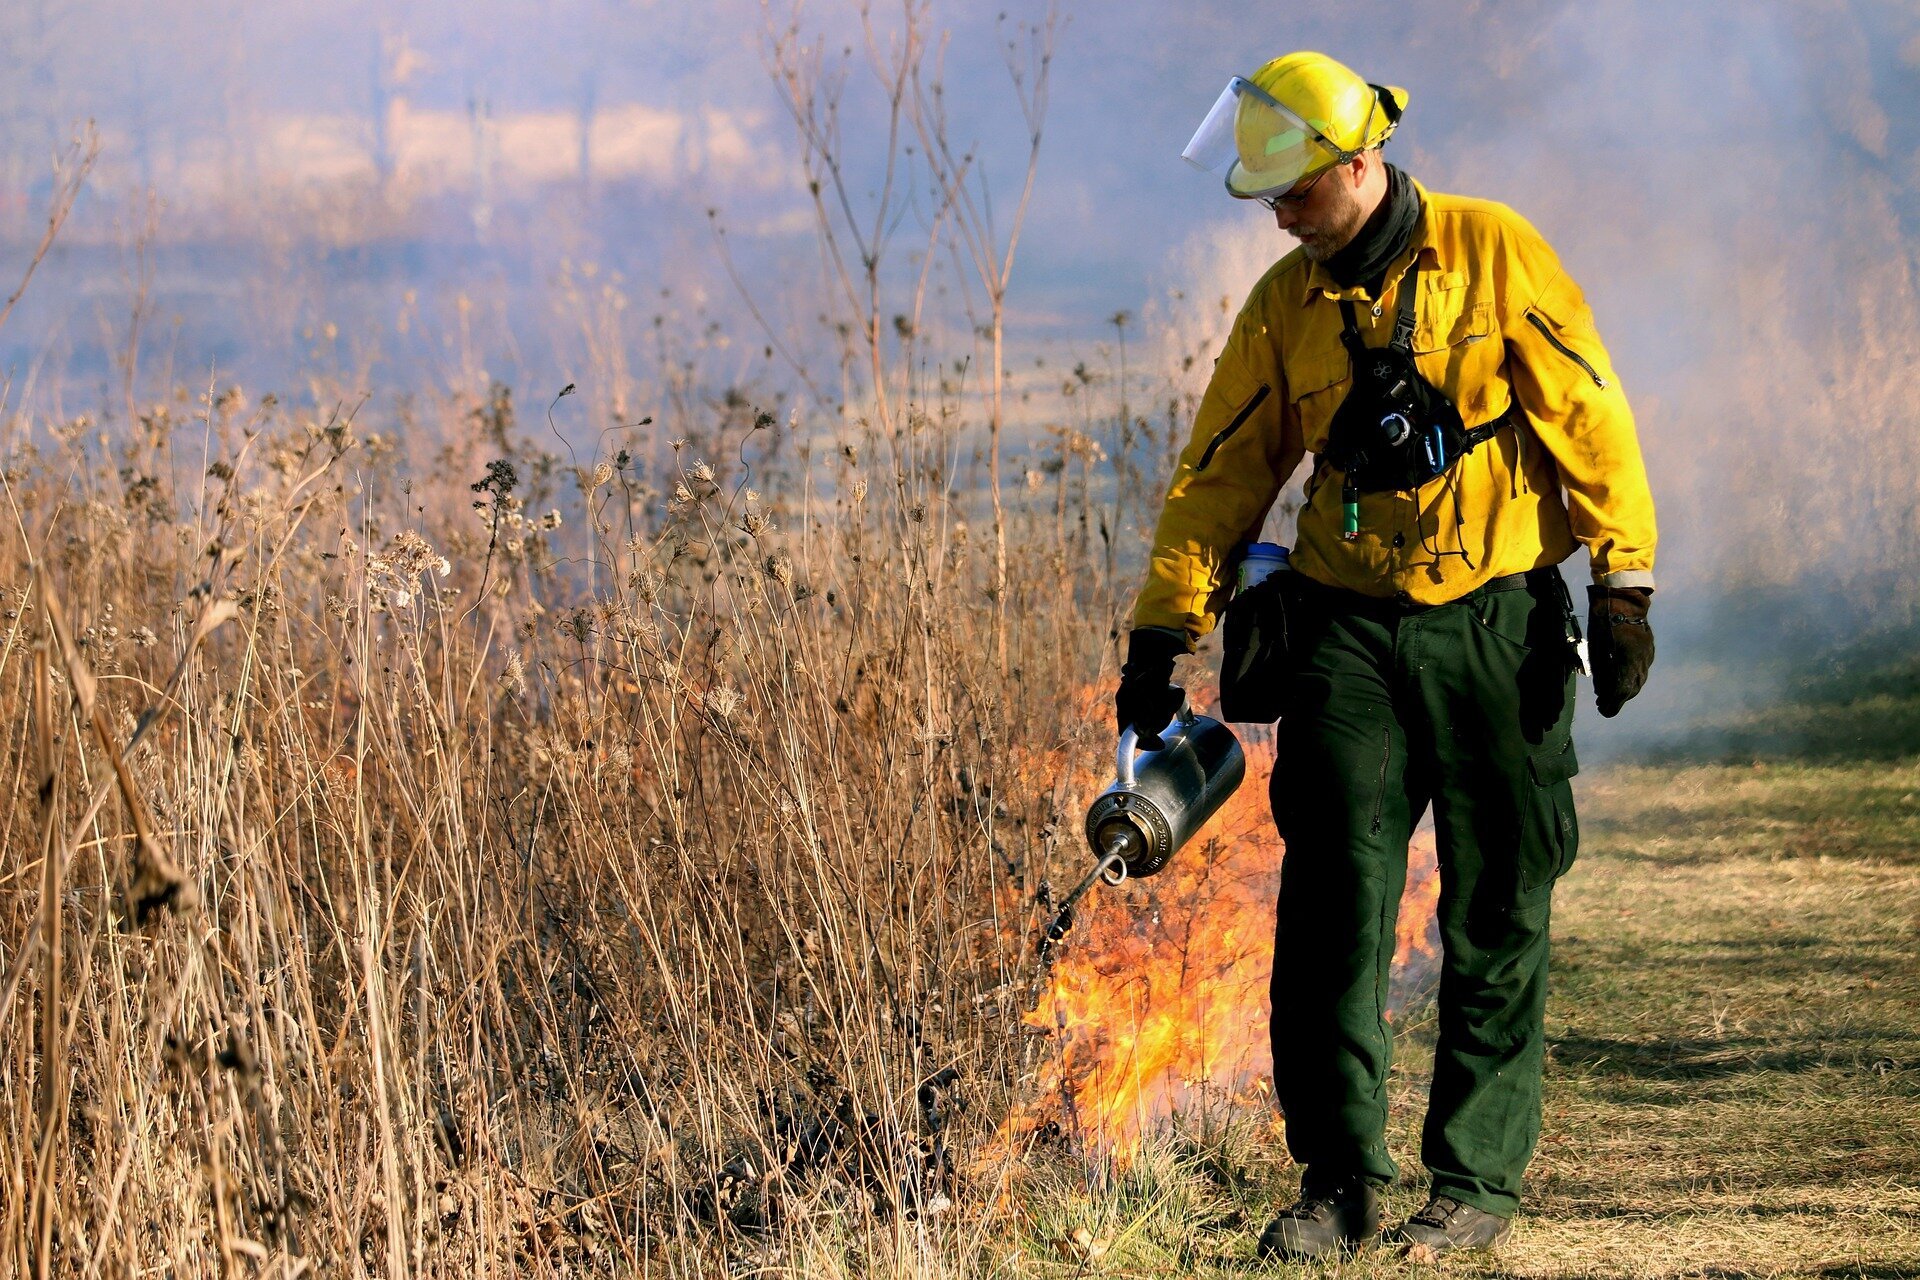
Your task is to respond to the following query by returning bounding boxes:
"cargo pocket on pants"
[1519,739,1580,895]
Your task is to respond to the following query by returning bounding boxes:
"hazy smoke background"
[2,0,1916,741]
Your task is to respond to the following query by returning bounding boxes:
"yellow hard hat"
[1182,51,1408,201]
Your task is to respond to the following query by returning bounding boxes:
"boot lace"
[1280,1194,1337,1223]
[1285,1176,1367,1221]
[1409,1195,1466,1228]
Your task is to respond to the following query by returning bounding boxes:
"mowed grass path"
[1006,759,1920,1279]
[1505,761,1920,1278]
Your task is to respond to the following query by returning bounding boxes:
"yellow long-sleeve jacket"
[1134,182,1656,641]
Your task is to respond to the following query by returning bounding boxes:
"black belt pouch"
[1218,572,1293,724]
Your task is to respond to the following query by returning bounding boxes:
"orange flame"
[1011,697,1441,1158]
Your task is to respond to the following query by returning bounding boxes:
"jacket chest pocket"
[1284,350,1349,456]
[1413,294,1492,353]
[1414,296,1501,422]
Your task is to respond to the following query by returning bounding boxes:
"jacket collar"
[1299,176,1444,306]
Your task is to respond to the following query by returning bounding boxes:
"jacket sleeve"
[1504,238,1658,590]
[1131,315,1303,641]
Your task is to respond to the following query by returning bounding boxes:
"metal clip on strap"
[1338,261,1422,352]
[1392,260,1420,348]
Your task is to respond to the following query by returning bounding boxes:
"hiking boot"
[1387,1194,1512,1261]
[1256,1175,1383,1262]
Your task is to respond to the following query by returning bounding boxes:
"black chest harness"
[1324,261,1513,540]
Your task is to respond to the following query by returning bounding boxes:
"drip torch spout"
[1036,840,1132,958]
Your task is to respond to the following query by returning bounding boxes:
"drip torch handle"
[1116,727,1138,788]
[1115,698,1194,788]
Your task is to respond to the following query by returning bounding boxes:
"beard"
[1290,176,1367,261]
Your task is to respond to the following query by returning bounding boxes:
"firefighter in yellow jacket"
[1116,53,1657,1261]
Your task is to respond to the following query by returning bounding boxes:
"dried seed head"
[705,685,743,720]
[365,530,449,612]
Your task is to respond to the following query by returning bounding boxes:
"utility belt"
[1323,260,1513,538]
[1288,565,1557,616]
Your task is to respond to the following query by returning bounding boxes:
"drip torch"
[1040,703,1246,955]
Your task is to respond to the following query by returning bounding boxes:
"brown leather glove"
[1115,628,1188,749]
[1587,586,1654,717]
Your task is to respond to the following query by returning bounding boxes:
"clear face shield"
[1181,76,1361,200]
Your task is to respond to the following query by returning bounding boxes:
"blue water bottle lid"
[1237,542,1290,594]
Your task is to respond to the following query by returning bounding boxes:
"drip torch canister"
[1039,704,1247,956]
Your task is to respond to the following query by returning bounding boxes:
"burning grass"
[1010,724,1441,1157]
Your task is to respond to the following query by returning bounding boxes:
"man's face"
[1270,159,1368,261]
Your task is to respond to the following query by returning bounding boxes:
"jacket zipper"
[1525,312,1608,389]
[1195,384,1271,471]
[1369,727,1391,835]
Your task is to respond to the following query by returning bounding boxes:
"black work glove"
[1115,628,1188,749]
[1588,586,1654,717]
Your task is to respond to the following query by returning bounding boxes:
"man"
[1116,52,1656,1261]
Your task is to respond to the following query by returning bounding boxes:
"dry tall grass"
[0,378,1161,1276]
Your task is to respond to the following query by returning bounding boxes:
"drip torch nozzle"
[1035,845,1130,959]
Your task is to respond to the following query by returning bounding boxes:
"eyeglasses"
[1258,166,1331,211]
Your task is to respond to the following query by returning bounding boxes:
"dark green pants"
[1267,570,1579,1217]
